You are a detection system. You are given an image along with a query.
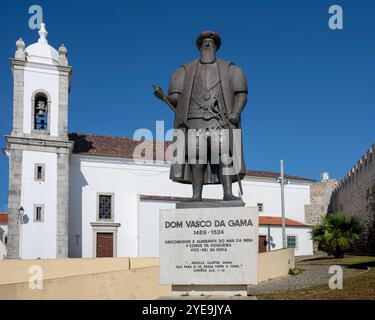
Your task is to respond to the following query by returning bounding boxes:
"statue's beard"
[200,48,216,64]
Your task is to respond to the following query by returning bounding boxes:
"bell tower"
[5,23,73,259]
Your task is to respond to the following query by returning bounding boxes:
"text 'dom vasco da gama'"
[159,207,259,285]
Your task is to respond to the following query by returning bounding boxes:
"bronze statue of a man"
[154,31,248,202]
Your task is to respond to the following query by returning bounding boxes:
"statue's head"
[196,31,221,64]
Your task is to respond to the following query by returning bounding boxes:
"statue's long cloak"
[168,59,247,185]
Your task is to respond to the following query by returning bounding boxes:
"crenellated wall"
[330,144,375,253]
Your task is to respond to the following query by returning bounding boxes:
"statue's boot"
[191,164,205,201]
[222,174,241,201]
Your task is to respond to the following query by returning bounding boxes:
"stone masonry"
[305,177,339,253]
[330,144,375,253]
[56,151,70,258]
[305,178,339,226]
[5,149,22,258]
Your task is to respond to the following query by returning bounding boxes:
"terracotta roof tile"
[259,216,308,227]
[69,133,173,161]
[69,133,315,182]
[0,213,8,224]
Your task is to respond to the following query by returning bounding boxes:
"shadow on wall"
[68,157,89,258]
[68,133,95,154]
[365,213,375,253]
[328,186,375,254]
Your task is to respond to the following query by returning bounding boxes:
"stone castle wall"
[330,144,375,253]
[306,179,340,226]
[305,178,339,253]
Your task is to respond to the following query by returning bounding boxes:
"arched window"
[33,92,48,130]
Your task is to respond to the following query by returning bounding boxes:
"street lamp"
[19,206,24,224]
[277,160,290,248]
[18,206,25,259]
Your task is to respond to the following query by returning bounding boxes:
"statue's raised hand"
[153,85,164,100]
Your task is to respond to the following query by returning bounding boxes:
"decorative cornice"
[90,222,121,228]
[10,58,72,74]
[70,154,313,186]
[71,154,170,167]
[139,194,219,204]
[5,135,74,151]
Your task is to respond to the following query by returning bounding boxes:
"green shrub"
[288,268,301,276]
[311,213,363,258]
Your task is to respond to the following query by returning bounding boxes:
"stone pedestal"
[159,206,258,296]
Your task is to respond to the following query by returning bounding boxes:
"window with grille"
[34,205,44,222]
[287,235,297,248]
[98,195,113,220]
[34,164,45,182]
[257,203,264,212]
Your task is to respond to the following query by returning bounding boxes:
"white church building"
[1,24,314,260]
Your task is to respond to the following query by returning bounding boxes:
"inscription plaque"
[159,207,258,285]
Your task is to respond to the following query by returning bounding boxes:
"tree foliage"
[311,213,363,258]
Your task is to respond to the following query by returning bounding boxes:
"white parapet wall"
[0,257,170,300]
[258,248,295,282]
[0,241,6,260]
[0,250,295,299]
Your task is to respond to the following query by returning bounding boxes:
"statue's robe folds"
[168,59,248,185]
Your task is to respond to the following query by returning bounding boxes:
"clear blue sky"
[1,0,375,208]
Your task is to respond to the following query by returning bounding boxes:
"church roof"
[69,133,169,160]
[68,133,315,183]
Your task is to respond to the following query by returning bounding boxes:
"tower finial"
[15,38,26,60]
[38,23,48,44]
[58,44,68,66]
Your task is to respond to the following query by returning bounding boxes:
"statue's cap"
[196,31,221,50]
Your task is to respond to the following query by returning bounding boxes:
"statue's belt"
[188,111,216,118]
[186,127,226,134]
[189,94,224,124]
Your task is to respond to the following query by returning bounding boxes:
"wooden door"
[96,233,114,257]
[258,235,267,253]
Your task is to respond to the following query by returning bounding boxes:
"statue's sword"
[214,101,244,196]
[153,84,243,196]
[215,68,244,196]
[152,85,191,129]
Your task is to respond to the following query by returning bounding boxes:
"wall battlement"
[330,143,375,253]
[334,144,375,193]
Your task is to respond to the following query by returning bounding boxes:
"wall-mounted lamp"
[19,206,24,224]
